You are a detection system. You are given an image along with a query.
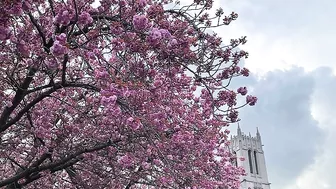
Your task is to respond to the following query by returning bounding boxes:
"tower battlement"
[230,126,263,152]
[230,125,271,189]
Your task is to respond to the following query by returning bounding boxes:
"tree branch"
[62,54,69,84]
[0,82,99,133]
[27,13,48,52]
[0,67,37,131]
[0,139,121,187]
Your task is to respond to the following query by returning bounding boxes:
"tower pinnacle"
[237,122,242,136]
[256,127,261,141]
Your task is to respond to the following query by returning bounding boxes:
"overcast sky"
[208,0,336,189]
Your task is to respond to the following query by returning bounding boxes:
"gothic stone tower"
[230,125,271,189]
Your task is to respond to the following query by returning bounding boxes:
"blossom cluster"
[54,10,72,25]
[51,33,68,57]
[0,0,257,188]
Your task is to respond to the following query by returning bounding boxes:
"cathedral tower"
[230,125,271,189]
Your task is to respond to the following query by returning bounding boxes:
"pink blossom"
[78,12,93,25]
[51,40,68,56]
[94,69,109,79]
[110,22,123,35]
[45,59,58,70]
[125,32,137,40]
[119,0,127,6]
[0,26,10,41]
[55,33,67,45]
[131,122,141,130]
[170,38,178,46]
[241,67,250,77]
[153,159,161,166]
[126,117,134,123]
[237,87,248,95]
[218,90,237,107]
[138,0,147,7]
[50,33,68,57]
[246,95,257,106]
[6,101,12,107]
[101,95,118,106]
[147,28,162,45]
[26,59,34,66]
[16,41,29,57]
[160,177,168,184]
[142,162,151,169]
[228,110,238,122]
[133,15,148,31]
[87,51,95,59]
[111,38,125,51]
[118,154,134,168]
[7,3,23,16]
[54,10,72,25]
[158,29,171,39]
[154,79,163,87]
[234,66,240,73]
[147,4,164,18]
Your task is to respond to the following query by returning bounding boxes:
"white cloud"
[288,68,336,189]
[213,0,336,74]
[234,68,324,189]
[211,1,336,188]
[233,67,336,189]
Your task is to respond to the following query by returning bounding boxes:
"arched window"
[248,150,253,174]
[254,150,259,174]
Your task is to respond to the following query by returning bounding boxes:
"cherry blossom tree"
[0,0,256,188]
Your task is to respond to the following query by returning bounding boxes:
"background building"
[230,125,271,189]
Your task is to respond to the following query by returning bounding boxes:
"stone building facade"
[230,125,271,189]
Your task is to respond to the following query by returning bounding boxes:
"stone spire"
[256,127,262,143]
[237,122,242,136]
